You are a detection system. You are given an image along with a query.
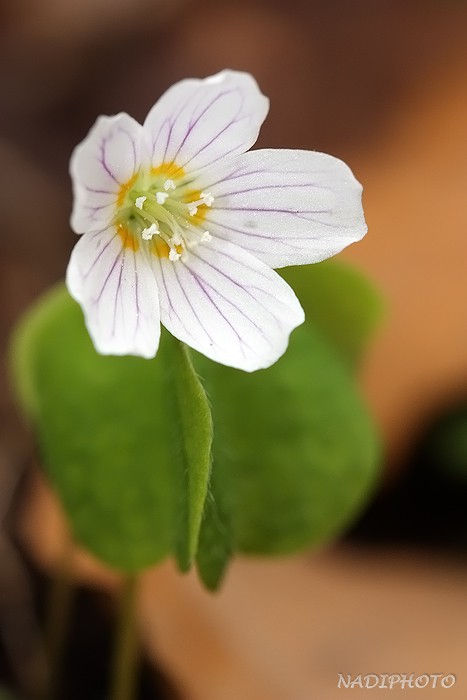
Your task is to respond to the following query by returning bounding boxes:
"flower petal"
[149,237,304,372]
[143,70,269,174]
[70,114,143,234]
[195,149,367,268]
[66,227,160,358]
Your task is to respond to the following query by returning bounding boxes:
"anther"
[200,192,214,207]
[164,179,176,191]
[156,192,169,204]
[201,231,212,242]
[135,195,146,210]
[169,248,181,261]
[188,205,198,216]
[141,223,159,240]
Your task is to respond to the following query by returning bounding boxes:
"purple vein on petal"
[183,267,249,359]
[111,244,127,338]
[162,119,176,163]
[212,205,332,215]
[194,167,266,193]
[178,93,243,160]
[181,113,249,171]
[93,246,123,305]
[172,262,216,346]
[98,135,120,184]
[82,233,116,280]
[132,247,142,343]
[204,218,322,243]
[212,181,333,200]
[193,245,295,330]
[84,185,116,195]
[173,89,233,158]
[116,127,138,172]
[156,256,194,340]
[155,89,206,164]
[184,250,275,343]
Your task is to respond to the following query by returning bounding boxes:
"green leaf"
[168,338,213,569]
[195,463,233,590]
[11,258,381,588]
[195,320,380,558]
[281,260,384,367]
[11,285,212,573]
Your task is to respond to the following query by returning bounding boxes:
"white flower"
[67,70,367,372]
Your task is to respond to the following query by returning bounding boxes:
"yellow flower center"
[115,162,214,260]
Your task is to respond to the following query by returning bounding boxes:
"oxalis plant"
[10,70,382,700]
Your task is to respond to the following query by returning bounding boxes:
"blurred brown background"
[1,1,467,699]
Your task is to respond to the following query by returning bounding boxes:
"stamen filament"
[120,180,214,259]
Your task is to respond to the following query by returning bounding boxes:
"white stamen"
[169,248,181,261]
[200,192,214,207]
[133,181,215,253]
[156,191,169,204]
[141,223,159,240]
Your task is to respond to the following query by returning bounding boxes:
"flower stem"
[109,574,140,700]
[41,535,74,700]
